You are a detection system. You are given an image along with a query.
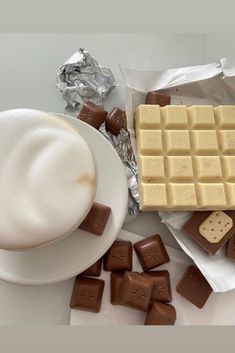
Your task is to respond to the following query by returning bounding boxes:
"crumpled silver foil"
[56,48,116,114]
[99,125,139,222]
[56,49,139,222]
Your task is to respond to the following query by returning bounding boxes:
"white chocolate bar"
[136,104,235,211]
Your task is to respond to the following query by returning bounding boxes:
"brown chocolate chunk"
[78,101,108,129]
[103,241,132,272]
[145,91,171,106]
[183,211,235,255]
[110,272,124,305]
[144,301,176,325]
[105,107,126,136]
[70,277,105,312]
[227,234,235,260]
[134,234,170,271]
[119,271,154,311]
[176,265,213,309]
[142,270,172,303]
[80,258,102,277]
[79,202,111,236]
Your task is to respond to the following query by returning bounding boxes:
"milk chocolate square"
[119,272,154,311]
[145,91,171,106]
[70,277,105,312]
[80,258,102,277]
[78,101,107,129]
[134,234,170,271]
[105,107,126,136]
[144,301,176,325]
[103,241,132,271]
[183,211,235,255]
[143,270,172,303]
[79,202,111,236]
[227,234,235,260]
[110,272,124,305]
[176,265,213,309]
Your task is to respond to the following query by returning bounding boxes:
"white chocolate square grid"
[135,104,235,211]
[188,105,215,128]
[162,105,188,128]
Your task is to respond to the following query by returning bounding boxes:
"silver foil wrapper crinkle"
[99,125,139,222]
[56,49,139,222]
[56,48,116,114]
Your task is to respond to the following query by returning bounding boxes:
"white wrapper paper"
[121,58,235,292]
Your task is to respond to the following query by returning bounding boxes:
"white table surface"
[0,33,234,325]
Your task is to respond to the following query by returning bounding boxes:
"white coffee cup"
[0,109,97,250]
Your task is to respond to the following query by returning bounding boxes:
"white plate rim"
[0,114,129,285]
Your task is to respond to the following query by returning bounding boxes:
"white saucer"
[0,115,128,285]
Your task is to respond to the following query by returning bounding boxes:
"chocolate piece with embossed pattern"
[79,202,111,236]
[134,234,170,271]
[227,234,235,260]
[70,277,105,312]
[110,272,124,305]
[176,265,213,308]
[103,241,132,272]
[145,301,176,325]
[80,258,102,277]
[105,107,126,136]
[78,101,107,129]
[119,271,154,311]
[142,270,172,303]
[145,91,171,106]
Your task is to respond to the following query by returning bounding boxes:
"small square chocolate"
[79,202,111,236]
[183,211,235,255]
[176,265,213,309]
[144,301,176,325]
[80,258,102,277]
[145,91,171,106]
[227,234,235,260]
[70,277,105,312]
[143,270,172,303]
[103,240,132,272]
[105,107,126,136]
[110,272,124,305]
[134,234,170,271]
[78,101,108,129]
[119,271,154,311]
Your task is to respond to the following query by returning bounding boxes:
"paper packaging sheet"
[121,58,235,292]
[70,230,235,325]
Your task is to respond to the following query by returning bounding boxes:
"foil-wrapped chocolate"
[56,48,116,114]
[56,50,138,222]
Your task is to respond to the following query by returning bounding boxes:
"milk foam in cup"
[0,109,97,250]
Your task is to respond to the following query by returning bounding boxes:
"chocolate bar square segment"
[119,271,154,311]
[110,272,124,305]
[80,258,102,277]
[176,265,213,309]
[144,301,176,325]
[183,211,235,255]
[79,202,111,236]
[105,107,126,136]
[142,270,172,303]
[78,101,108,129]
[227,234,235,260]
[70,277,105,312]
[145,91,171,106]
[134,234,170,271]
[103,241,132,272]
